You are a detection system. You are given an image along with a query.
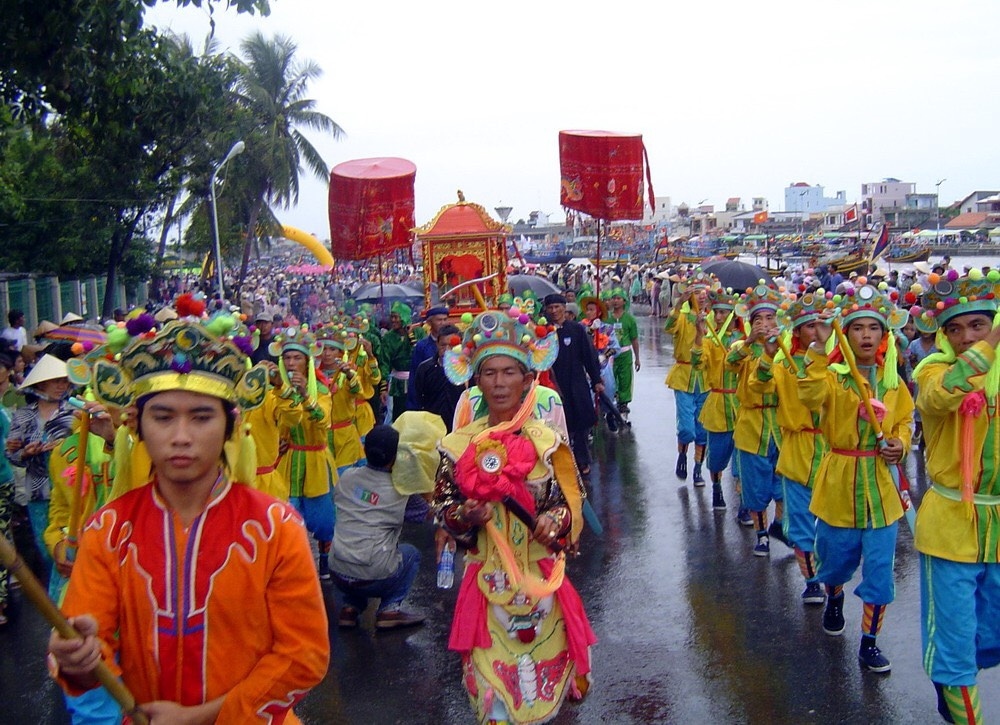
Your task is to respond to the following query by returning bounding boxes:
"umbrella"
[507,274,562,298]
[44,325,107,345]
[699,260,772,292]
[351,282,440,305]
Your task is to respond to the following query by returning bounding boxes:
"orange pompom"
[927,273,941,285]
[71,342,84,355]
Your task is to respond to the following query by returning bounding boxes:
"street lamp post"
[208,140,246,300]
[935,178,947,247]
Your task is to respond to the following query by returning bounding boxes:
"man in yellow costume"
[433,306,597,725]
[272,325,339,580]
[728,284,785,557]
[750,291,831,604]
[914,268,1000,724]
[664,272,712,483]
[800,283,913,673]
[315,322,364,473]
[47,313,329,722]
[696,287,742,512]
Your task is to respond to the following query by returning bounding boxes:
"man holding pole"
[914,269,1000,724]
[799,282,913,673]
[47,316,329,722]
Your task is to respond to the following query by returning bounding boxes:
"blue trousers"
[706,430,736,475]
[737,442,781,512]
[781,477,817,553]
[332,543,421,613]
[27,499,54,572]
[289,493,335,544]
[815,520,897,604]
[674,388,708,446]
[921,554,1000,686]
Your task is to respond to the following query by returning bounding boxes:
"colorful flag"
[844,204,858,224]
[871,223,891,261]
[753,211,768,224]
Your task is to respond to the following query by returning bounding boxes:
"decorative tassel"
[307,359,319,402]
[959,391,987,518]
[985,309,1000,398]
[882,329,899,390]
[109,422,134,500]
[226,422,258,486]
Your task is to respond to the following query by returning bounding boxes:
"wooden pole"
[0,535,149,724]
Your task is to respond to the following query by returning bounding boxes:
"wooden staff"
[66,410,89,553]
[775,334,803,378]
[0,534,149,724]
[830,318,916,532]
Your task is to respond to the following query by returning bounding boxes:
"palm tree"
[233,31,344,284]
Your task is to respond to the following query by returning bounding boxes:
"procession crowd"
[0,252,996,724]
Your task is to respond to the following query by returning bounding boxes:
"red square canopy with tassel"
[558,130,654,221]
[328,157,416,260]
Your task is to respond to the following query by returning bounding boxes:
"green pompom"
[969,268,984,281]
[959,296,969,304]
[107,327,130,352]
[989,270,1000,282]
[461,312,474,324]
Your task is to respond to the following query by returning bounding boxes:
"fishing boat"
[886,245,931,264]
[819,250,869,275]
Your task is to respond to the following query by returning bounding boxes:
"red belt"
[331,420,354,430]
[712,388,737,393]
[752,404,777,409]
[832,447,878,457]
[256,453,283,475]
[801,427,823,435]
[675,360,691,365]
[288,443,326,452]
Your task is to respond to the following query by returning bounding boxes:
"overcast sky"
[146,0,999,240]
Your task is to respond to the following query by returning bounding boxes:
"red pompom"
[448,334,461,346]
[889,291,899,301]
[535,325,548,337]
[175,293,206,318]
[904,292,916,304]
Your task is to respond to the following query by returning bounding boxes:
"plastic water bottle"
[437,543,455,589]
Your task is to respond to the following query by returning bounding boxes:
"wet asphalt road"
[2,315,999,724]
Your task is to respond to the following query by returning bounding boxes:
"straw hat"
[154,307,179,323]
[33,320,58,339]
[60,312,84,324]
[20,354,68,390]
[912,261,931,275]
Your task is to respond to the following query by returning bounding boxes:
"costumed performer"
[434,308,597,725]
[695,287,743,512]
[914,268,1000,723]
[727,284,784,556]
[47,314,330,723]
[750,291,831,604]
[663,272,711,482]
[380,302,416,422]
[800,282,913,673]
[272,325,339,580]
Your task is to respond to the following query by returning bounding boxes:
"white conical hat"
[61,312,84,324]
[912,261,931,274]
[20,354,68,390]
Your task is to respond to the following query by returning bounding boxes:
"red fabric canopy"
[558,130,654,221]
[328,157,416,260]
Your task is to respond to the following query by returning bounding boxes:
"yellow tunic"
[664,309,703,393]
[326,371,363,470]
[353,350,381,438]
[915,341,1000,562]
[697,331,741,433]
[753,353,829,487]
[277,387,338,500]
[45,431,114,556]
[727,341,781,456]
[799,347,914,528]
[245,390,301,500]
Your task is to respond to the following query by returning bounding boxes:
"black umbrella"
[699,260,772,292]
[507,274,562,298]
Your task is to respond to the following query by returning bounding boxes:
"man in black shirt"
[412,324,464,431]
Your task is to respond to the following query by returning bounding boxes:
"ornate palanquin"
[414,196,510,314]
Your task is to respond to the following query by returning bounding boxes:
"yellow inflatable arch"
[281,225,335,268]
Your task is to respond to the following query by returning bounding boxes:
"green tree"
[231,32,344,285]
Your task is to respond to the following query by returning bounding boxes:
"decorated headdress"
[780,289,832,329]
[577,295,608,319]
[834,282,908,330]
[918,268,1000,328]
[736,283,784,321]
[268,325,320,359]
[315,322,350,351]
[709,288,739,311]
[390,301,412,326]
[497,292,514,308]
[443,307,559,385]
[685,270,716,292]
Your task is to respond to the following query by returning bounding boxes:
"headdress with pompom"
[442,308,559,385]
